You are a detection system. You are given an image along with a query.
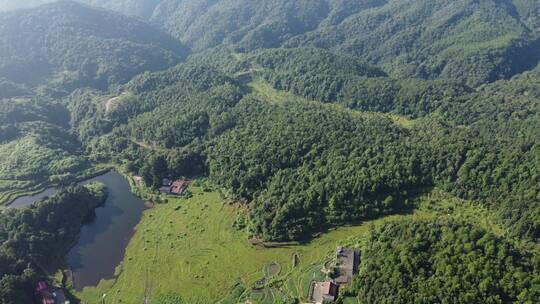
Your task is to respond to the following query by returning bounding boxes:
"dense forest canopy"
[286,0,540,86]
[150,0,357,51]
[242,48,471,116]
[71,51,538,243]
[0,0,539,302]
[150,0,540,86]
[345,219,540,303]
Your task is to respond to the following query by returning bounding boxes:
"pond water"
[8,187,58,208]
[68,171,145,290]
[8,171,145,290]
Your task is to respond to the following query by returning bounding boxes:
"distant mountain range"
[2,0,539,88]
[0,1,539,303]
[0,1,188,91]
[0,0,161,18]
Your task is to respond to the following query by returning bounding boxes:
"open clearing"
[104,92,130,113]
[247,80,416,129]
[76,185,504,303]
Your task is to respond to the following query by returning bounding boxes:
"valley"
[0,1,539,303]
[75,184,485,304]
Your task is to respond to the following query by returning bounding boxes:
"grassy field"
[76,185,507,304]
[76,184,439,304]
[247,80,416,129]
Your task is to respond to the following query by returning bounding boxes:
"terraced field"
[75,179,506,304]
[76,185,443,303]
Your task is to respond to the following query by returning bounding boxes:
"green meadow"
[75,182,505,304]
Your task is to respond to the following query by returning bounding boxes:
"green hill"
[77,51,538,243]
[346,219,540,303]
[0,0,162,18]
[0,1,539,302]
[151,0,384,51]
[5,0,537,89]
[0,1,188,92]
[286,0,540,86]
[149,0,540,86]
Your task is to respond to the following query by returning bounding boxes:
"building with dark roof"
[170,180,190,195]
[335,247,359,285]
[312,281,338,304]
[34,281,69,304]
[159,179,190,195]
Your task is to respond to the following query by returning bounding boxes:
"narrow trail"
[104,92,128,112]
[143,268,152,304]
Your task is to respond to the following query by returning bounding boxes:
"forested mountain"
[0,0,539,302]
[150,0,540,86]
[150,0,385,51]
[286,0,540,86]
[0,1,188,92]
[238,48,471,116]
[75,48,539,242]
[83,0,162,18]
[345,220,540,303]
[3,0,538,88]
[0,0,162,18]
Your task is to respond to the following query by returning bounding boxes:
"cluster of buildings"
[159,178,191,195]
[312,247,360,304]
[35,281,69,304]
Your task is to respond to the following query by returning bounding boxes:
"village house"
[335,247,360,285]
[309,246,360,303]
[35,281,54,304]
[312,281,338,304]
[35,281,69,304]
[159,178,190,195]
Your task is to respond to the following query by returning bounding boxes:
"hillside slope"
[151,0,385,51]
[0,0,162,18]
[6,0,536,87]
[0,1,188,92]
[149,0,540,86]
[83,0,162,18]
[285,0,540,86]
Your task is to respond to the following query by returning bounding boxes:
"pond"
[8,187,58,208]
[8,171,146,290]
[68,171,145,290]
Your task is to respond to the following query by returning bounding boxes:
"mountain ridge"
[0,0,188,92]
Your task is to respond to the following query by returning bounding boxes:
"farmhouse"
[312,281,338,304]
[171,180,190,195]
[34,281,69,304]
[335,247,359,285]
[159,178,191,195]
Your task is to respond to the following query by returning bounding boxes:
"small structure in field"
[335,247,359,285]
[312,281,338,304]
[159,178,191,195]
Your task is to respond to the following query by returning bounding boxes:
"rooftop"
[335,247,359,285]
[312,281,338,304]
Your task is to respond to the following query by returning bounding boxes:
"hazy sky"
[0,0,57,12]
